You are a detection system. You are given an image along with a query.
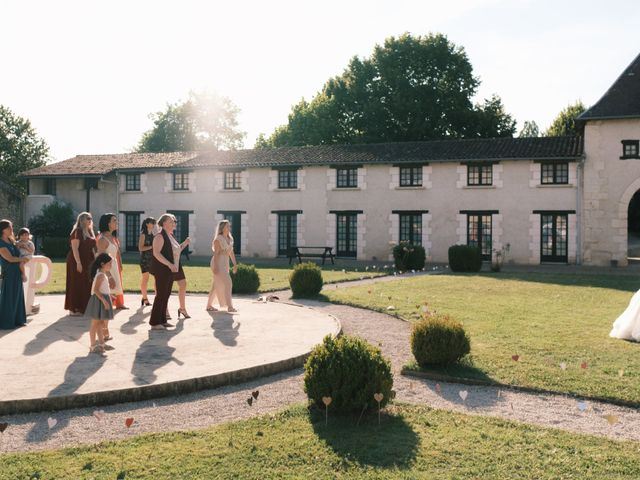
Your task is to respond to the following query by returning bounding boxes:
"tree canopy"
[0,105,49,189]
[257,33,516,148]
[545,101,586,137]
[518,120,540,138]
[136,91,246,153]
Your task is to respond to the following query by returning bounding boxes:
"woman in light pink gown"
[208,220,238,312]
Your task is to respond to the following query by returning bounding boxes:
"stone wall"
[0,179,24,227]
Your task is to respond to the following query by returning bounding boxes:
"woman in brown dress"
[149,214,180,330]
[65,212,97,315]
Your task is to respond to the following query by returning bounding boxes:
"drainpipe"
[576,153,586,265]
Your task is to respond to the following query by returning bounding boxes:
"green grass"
[40,260,385,295]
[323,273,640,404]
[1,403,638,479]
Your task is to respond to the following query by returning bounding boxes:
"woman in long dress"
[211,220,238,312]
[138,217,156,307]
[64,212,97,315]
[0,219,29,329]
[610,291,640,342]
[97,213,128,310]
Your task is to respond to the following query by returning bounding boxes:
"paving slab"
[0,294,340,414]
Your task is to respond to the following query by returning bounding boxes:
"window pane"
[555,163,568,183]
[278,170,297,189]
[481,165,493,185]
[541,164,554,184]
[468,165,479,185]
[125,214,140,251]
[541,214,553,256]
[278,214,297,255]
[337,168,357,188]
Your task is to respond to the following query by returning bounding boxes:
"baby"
[16,227,35,259]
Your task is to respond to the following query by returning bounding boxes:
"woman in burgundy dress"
[65,212,97,315]
[149,214,181,330]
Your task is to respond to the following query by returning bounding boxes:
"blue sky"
[1,0,638,161]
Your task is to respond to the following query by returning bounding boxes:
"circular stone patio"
[0,294,340,414]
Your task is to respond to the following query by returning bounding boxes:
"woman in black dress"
[138,217,156,307]
[149,214,179,330]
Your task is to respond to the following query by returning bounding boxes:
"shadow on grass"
[309,407,419,468]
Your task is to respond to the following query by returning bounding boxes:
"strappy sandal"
[89,345,105,354]
[206,306,218,312]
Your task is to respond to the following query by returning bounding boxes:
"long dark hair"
[141,217,156,233]
[98,213,117,237]
[0,219,15,243]
[90,253,112,279]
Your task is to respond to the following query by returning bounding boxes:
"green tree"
[545,101,586,137]
[518,120,540,138]
[0,105,49,189]
[136,91,245,152]
[263,33,515,146]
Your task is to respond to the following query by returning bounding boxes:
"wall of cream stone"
[33,160,581,263]
[582,119,640,266]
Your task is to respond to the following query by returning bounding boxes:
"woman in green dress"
[0,219,29,329]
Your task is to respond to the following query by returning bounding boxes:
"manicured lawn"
[324,273,640,405]
[39,260,385,294]
[2,404,638,479]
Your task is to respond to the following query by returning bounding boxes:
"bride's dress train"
[610,290,640,341]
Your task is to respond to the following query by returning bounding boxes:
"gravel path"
[1,277,639,453]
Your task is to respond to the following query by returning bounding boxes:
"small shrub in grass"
[392,242,426,271]
[230,263,260,294]
[289,262,323,297]
[411,313,471,366]
[448,245,482,272]
[304,335,393,413]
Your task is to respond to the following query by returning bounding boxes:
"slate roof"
[579,52,640,121]
[21,136,583,177]
[22,152,199,177]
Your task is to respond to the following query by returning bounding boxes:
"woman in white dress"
[96,213,126,311]
[209,220,238,312]
[610,290,640,341]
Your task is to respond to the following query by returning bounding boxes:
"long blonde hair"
[71,212,95,240]
[216,219,234,243]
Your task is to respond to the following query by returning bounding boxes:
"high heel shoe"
[141,298,152,307]
[177,308,191,319]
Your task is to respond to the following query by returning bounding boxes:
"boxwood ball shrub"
[289,262,323,297]
[304,335,393,413]
[448,244,482,272]
[411,313,471,366]
[392,242,426,271]
[230,263,260,294]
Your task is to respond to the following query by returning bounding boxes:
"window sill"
[276,187,301,191]
[332,187,361,191]
[124,190,143,194]
[220,188,244,193]
[171,189,193,193]
[536,184,574,188]
[463,185,495,189]
[395,186,425,190]
[620,156,640,160]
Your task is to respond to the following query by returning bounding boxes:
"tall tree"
[262,33,515,147]
[0,105,49,188]
[136,91,245,152]
[518,120,540,138]
[545,101,586,137]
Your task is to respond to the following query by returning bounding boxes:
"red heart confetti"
[512,355,520,362]
[581,362,588,369]
[125,417,134,428]
[247,397,253,406]
[251,390,260,400]
[0,422,8,433]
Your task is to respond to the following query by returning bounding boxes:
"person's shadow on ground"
[22,315,87,356]
[130,318,185,386]
[120,306,151,335]
[209,312,240,346]
[26,353,107,443]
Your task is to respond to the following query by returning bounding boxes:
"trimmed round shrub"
[304,335,393,413]
[411,313,471,366]
[41,236,69,258]
[289,262,323,297]
[448,245,482,272]
[231,263,260,294]
[392,242,426,271]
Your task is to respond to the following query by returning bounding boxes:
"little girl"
[16,227,35,258]
[85,253,115,353]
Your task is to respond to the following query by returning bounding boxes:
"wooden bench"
[287,246,335,265]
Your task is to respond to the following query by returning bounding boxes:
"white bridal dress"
[610,290,640,341]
